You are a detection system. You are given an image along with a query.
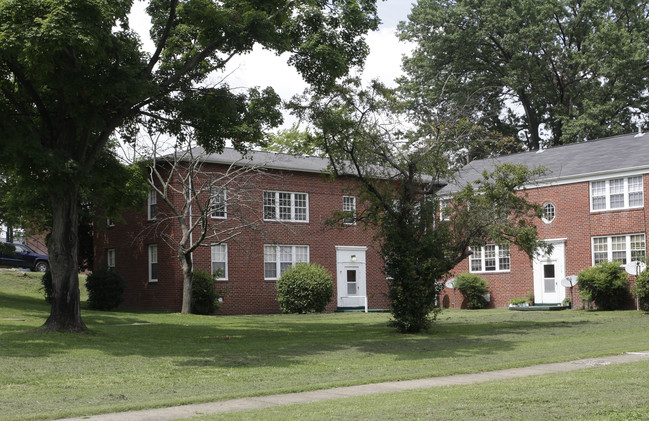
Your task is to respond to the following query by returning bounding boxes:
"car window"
[14,245,28,253]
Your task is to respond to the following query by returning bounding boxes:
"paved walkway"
[59,351,649,421]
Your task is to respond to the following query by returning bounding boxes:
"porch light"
[351,255,357,262]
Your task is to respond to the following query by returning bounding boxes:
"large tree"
[0,0,379,332]
[398,0,649,150]
[292,80,550,332]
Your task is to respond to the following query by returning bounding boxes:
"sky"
[130,1,415,120]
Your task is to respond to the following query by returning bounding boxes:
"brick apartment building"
[94,148,389,314]
[95,132,649,313]
[439,132,649,309]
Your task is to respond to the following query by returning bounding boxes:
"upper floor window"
[469,244,510,273]
[107,218,115,227]
[210,187,227,219]
[590,176,643,212]
[264,245,309,280]
[148,190,158,220]
[343,196,356,225]
[592,234,646,265]
[439,199,450,221]
[542,202,556,223]
[148,244,158,282]
[211,244,228,280]
[263,191,308,222]
[107,249,115,271]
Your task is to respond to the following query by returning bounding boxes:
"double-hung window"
[211,244,228,279]
[263,191,308,222]
[469,244,510,272]
[343,196,356,225]
[590,176,644,211]
[148,190,158,220]
[439,199,450,221]
[107,249,115,271]
[264,245,309,280]
[592,234,646,265]
[148,244,158,282]
[210,187,227,219]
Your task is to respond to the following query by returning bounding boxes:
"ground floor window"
[107,249,115,271]
[592,234,646,265]
[148,244,158,282]
[264,245,309,280]
[211,244,228,280]
[469,244,510,273]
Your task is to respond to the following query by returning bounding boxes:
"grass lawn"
[206,359,649,420]
[2,270,649,420]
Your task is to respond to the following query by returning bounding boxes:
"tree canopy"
[398,0,649,150]
[292,80,549,332]
[0,0,379,332]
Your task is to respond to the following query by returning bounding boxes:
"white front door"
[335,246,367,308]
[533,240,566,304]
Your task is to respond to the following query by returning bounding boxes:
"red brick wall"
[94,164,388,314]
[441,175,647,309]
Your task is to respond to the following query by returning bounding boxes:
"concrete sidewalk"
[59,351,649,421]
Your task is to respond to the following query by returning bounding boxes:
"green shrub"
[40,270,52,304]
[577,261,629,310]
[455,272,489,309]
[509,297,528,305]
[85,269,125,310]
[276,263,334,313]
[191,270,221,315]
[633,269,649,311]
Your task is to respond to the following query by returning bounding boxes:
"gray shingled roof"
[439,132,649,194]
[198,147,331,174]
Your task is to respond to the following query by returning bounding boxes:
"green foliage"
[276,263,334,314]
[399,0,649,150]
[509,297,528,305]
[633,270,649,312]
[40,271,52,304]
[455,273,489,309]
[191,269,221,315]
[0,0,379,330]
[85,269,125,311]
[578,262,630,311]
[294,81,549,332]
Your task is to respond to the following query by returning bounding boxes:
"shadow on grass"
[0,304,601,371]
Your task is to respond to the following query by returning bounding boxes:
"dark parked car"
[0,243,49,272]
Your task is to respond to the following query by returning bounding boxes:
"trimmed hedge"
[191,270,221,315]
[276,263,333,313]
[578,261,629,310]
[633,269,649,311]
[455,272,489,309]
[86,269,125,310]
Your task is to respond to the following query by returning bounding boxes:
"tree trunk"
[180,252,193,314]
[40,184,87,333]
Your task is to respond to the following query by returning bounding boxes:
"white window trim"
[591,233,646,266]
[107,249,115,270]
[107,218,115,227]
[147,189,157,221]
[263,191,309,223]
[343,196,356,225]
[210,187,227,219]
[148,244,158,283]
[211,244,228,280]
[590,176,644,212]
[469,244,511,273]
[542,202,556,224]
[263,245,310,280]
[439,199,450,221]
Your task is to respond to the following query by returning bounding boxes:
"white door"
[335,246,367,308]
[533,240,566,304]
